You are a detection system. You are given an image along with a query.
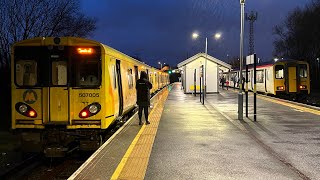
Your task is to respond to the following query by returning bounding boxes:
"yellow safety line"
[224,88,319,116]
[110,94,162,180]
[258,96,320,116]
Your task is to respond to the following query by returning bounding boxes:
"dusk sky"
[80,0,310,68]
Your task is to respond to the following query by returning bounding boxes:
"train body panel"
[11,37,169,156]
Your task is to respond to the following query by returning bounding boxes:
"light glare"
[192,33,199,39]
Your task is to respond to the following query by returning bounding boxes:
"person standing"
[136,71,153,125]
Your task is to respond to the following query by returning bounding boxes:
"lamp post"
[158,61,162,69]
[192,32,221,101]
[238,0,245,120]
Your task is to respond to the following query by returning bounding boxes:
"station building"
[178,53,231,93]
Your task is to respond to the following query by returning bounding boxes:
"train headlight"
[19,104,28,113]
[277,86,285,91]
[89,104,98,114]
[79,102,101,118]
[299,85,306,89]
[15,102,37,118]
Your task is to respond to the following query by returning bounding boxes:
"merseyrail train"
[222,59,310,96]
[11,37,169,157]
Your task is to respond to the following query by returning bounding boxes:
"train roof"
[12,37,164,72]
[229,58,308,72]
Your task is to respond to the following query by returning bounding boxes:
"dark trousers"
[138,105,149,122]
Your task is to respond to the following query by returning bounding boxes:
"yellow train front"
[11,37,169,157]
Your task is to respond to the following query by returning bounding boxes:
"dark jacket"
[136,78,152,106]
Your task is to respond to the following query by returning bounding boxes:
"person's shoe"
[146,121,150,125]
[139,121,142,125]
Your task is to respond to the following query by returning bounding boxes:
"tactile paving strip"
[111,87,170,180]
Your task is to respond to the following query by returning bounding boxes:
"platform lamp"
[192,32,222,101]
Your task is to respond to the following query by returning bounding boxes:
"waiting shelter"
[178,53,231,93]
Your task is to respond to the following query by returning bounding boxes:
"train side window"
[149,74,153,84]
[256,70,264,83]
[52,61,67,85]
[128,69,133,89]
[299,64,308,78]
[275,65,284,79]
[15,60,38,86]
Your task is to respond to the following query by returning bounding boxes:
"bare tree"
[0,0,96,68]
[273,0,320,89]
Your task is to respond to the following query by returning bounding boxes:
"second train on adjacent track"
[222,59,310,96]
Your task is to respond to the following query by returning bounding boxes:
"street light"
[192,32,222,101]
[158,61,162,69]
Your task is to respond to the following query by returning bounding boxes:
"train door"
[288,66,297,92]
[116,60,123,116]
[49,57,69,122]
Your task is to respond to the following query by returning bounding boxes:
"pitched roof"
[177,53,231,69]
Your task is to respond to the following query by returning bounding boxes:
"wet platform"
[70,83,320,180]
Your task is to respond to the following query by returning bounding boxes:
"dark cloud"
[81,0,311,67]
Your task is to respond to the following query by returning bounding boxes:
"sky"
[80,0,310,68]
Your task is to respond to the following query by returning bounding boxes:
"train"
[11,37,169,157]
[221,59,310,96]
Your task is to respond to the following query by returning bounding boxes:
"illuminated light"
[277,86,284,90]
[192,32,199,39]
[77,48,93,54]
[214,32,222,40]
[274,58,279,62]
[81,111,88,118]
[299,85,306,89]
[29,110,36,117]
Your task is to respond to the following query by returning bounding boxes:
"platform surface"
[71,83,320,180]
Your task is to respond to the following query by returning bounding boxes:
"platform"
[70,83,320,180]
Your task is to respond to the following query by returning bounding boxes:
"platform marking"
[111,88,170,180]
[258,96,320,116]
[68,87,168,180]
[110,125,146,180]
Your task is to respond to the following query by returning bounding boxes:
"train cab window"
[275,65,284,79]
[72,57,101,87]
[128,69,133,89]
[299,64,308,78]
[15,60,38,86]
[52,61,67,85]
